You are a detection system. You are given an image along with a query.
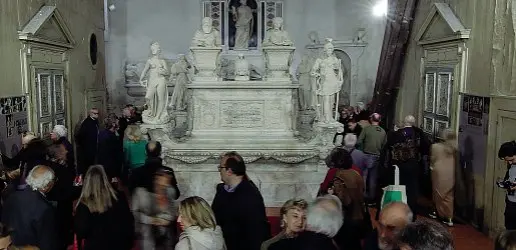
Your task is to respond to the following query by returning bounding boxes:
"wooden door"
[34,68,66,137]
[422,67,454,140]
[490,110,516,234]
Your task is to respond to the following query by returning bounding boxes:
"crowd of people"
[0,103,513,250]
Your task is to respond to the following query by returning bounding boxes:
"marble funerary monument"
[138,15,345,206]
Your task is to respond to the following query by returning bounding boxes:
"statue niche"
[229,0,258,49]
[333,50,351,107]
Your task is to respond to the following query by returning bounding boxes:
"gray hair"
[344,133,357,148]
[26,165,55,191]
[305,195,343,237]
[403,115,416,127]
[397,220,454,250]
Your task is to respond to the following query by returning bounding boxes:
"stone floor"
[265,207,494,250]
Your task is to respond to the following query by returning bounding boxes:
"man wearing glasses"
[212,151,270,250]
[75,108,100,175]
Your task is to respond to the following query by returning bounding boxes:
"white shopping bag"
[380,165,408,209]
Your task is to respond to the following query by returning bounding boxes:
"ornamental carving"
[164,150,318,164]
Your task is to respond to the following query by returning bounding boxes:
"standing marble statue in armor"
[170,55,191,111]
[140,42,170,124]
[311,38,343,123]
[262,17,293,47]
[191,17,221,47]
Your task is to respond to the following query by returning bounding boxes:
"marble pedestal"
[190,47,221,81]
[148,80,329,206]
[263,46,295,81]
[312,121,343,158]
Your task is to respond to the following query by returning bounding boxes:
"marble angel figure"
[262,17,293,46]
[169,55,191,111]
[311,38,343,123]
[139,41,170,124]
[232,0,253,49]
[191,17,221,47]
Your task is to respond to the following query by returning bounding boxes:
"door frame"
[484,98,516,236]
[20,42,71,137]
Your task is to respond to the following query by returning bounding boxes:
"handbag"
[380,165,408,209]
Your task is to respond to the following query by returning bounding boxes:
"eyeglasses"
[217,165,227,171]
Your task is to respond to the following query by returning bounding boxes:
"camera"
[497,179,516,195]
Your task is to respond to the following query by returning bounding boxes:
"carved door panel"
[34,69,66,137]
[422,67,453,140]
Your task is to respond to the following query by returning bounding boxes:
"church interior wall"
[396,0,516,235]
[105,0,386,112]
[0,0,106,137]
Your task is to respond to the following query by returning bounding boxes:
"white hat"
[52,125,67,138]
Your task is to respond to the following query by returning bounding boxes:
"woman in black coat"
[74,165,135,250]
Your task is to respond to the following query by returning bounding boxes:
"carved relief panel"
[192,89,293,133]
[34,69,66,136]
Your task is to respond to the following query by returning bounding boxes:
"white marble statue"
[170,55,191,111]
[263,17,293,46]
[235,54,250,80]
[308,31,321,45]
[191,17,221,47]
[297,54,315,110]
[232,0,253,49]
[139,42,170,124]
[311,38,343,123]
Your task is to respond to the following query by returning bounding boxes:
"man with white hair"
[343,133,367,174]
[271,195,343,250]
[2,165,59,250]
[50,125,74,167]
[383,115,430,217]
[364,202,412,250]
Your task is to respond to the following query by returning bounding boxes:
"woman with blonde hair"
[175,196,226,250]
[429,129,458,227]
[74,165,134,250]
[123,125,147,170]
[262,199,307,250]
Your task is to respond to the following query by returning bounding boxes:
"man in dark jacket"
[97,114,123,180]
[212,151,270,250]
[75,108,100,175]
[2,165,58,250]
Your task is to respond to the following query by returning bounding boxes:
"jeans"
[363,154,380,201]
[506,199,516,230]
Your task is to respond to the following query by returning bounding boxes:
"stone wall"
[0,0,106,136]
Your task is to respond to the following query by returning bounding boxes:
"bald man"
[364,202,413,250]
[2,165,59,250]
[76,108,100,175]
